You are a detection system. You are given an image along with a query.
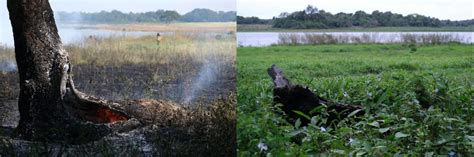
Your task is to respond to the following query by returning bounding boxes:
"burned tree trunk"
[268,65,363,126]
[7,0,129,143]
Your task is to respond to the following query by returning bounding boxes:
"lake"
[237,32,474,47]
[0,27,156,47]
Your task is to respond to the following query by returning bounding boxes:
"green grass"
[237,44,474,156]
[238,24,474,32]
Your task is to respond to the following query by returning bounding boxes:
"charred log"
[268,64,364,126]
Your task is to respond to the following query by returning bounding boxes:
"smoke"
[55,11,83,26]
[0,60,17,72]
[182,61,218,104]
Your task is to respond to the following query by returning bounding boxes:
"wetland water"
[0,25,231,47]
[0,26,156,47]
[237,32,474,47]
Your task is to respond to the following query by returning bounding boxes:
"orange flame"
[95,107,128,123]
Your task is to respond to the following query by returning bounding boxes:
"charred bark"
[268,64,364,126]
[7,0,130,143]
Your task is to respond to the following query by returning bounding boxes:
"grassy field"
[238,24,474,32]
[0,30,236,155]
[237,44,473,155]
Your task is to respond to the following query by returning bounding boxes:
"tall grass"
[0,45,15,62]
[277,33,470,45]
[65,32,236,66]
[400,33,466,44]
[1,32,236,66]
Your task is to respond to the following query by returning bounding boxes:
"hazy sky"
[49,0,236,13]
[0,0,236,45]
[238,0,473,20]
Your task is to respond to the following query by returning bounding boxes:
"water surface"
[237,32,474,47]
[0,27,155,47]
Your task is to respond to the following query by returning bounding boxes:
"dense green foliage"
[238,5,474,29]
[180,9,235,22]
[56,9,236,24]
[237,16,271,24]
[237,44,474,156]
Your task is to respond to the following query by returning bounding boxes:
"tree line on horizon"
[238,5,474,29]
[56,8,236,24]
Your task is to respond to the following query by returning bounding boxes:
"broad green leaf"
[356,151,367,156]
[424,152,434,157]
[266,153,273,157]
[295,118,301,129]
[376,91,388,104]
[310,116,319,125]
[436,138,447,145]
[466,135,474,141]
[331,149,346,154]
[368,121,380,127]
[347,109,363,117]
[287,128,304,137]
[395,132,410,139]
[338,127,352,134]
[293,110,311,120]
[309,105,326,114]
[378,127,390,133]
[468,124,474,130]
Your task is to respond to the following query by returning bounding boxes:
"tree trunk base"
[15,77,135,144]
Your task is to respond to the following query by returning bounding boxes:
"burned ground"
[0,32,236,155]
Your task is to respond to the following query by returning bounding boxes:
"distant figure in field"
[156,33,162,45]
[88,35,96,41]
[88,35,100,45]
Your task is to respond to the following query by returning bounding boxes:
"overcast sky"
[238,0,473,20]
[49,0,236,13]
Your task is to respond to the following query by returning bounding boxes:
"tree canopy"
[238,5,474,29]
[237,16,272,24]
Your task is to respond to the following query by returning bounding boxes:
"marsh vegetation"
[237,43,473,156]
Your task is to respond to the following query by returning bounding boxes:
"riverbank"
[237,24,474,32]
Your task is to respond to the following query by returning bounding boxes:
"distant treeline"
[237,5,474,29]
[236,16,272,24]
[56,8,236,24]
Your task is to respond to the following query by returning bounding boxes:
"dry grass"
[70,22,236,33]
[65,32,235,66]
[277,33,470,45]
[0,46,15,63]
